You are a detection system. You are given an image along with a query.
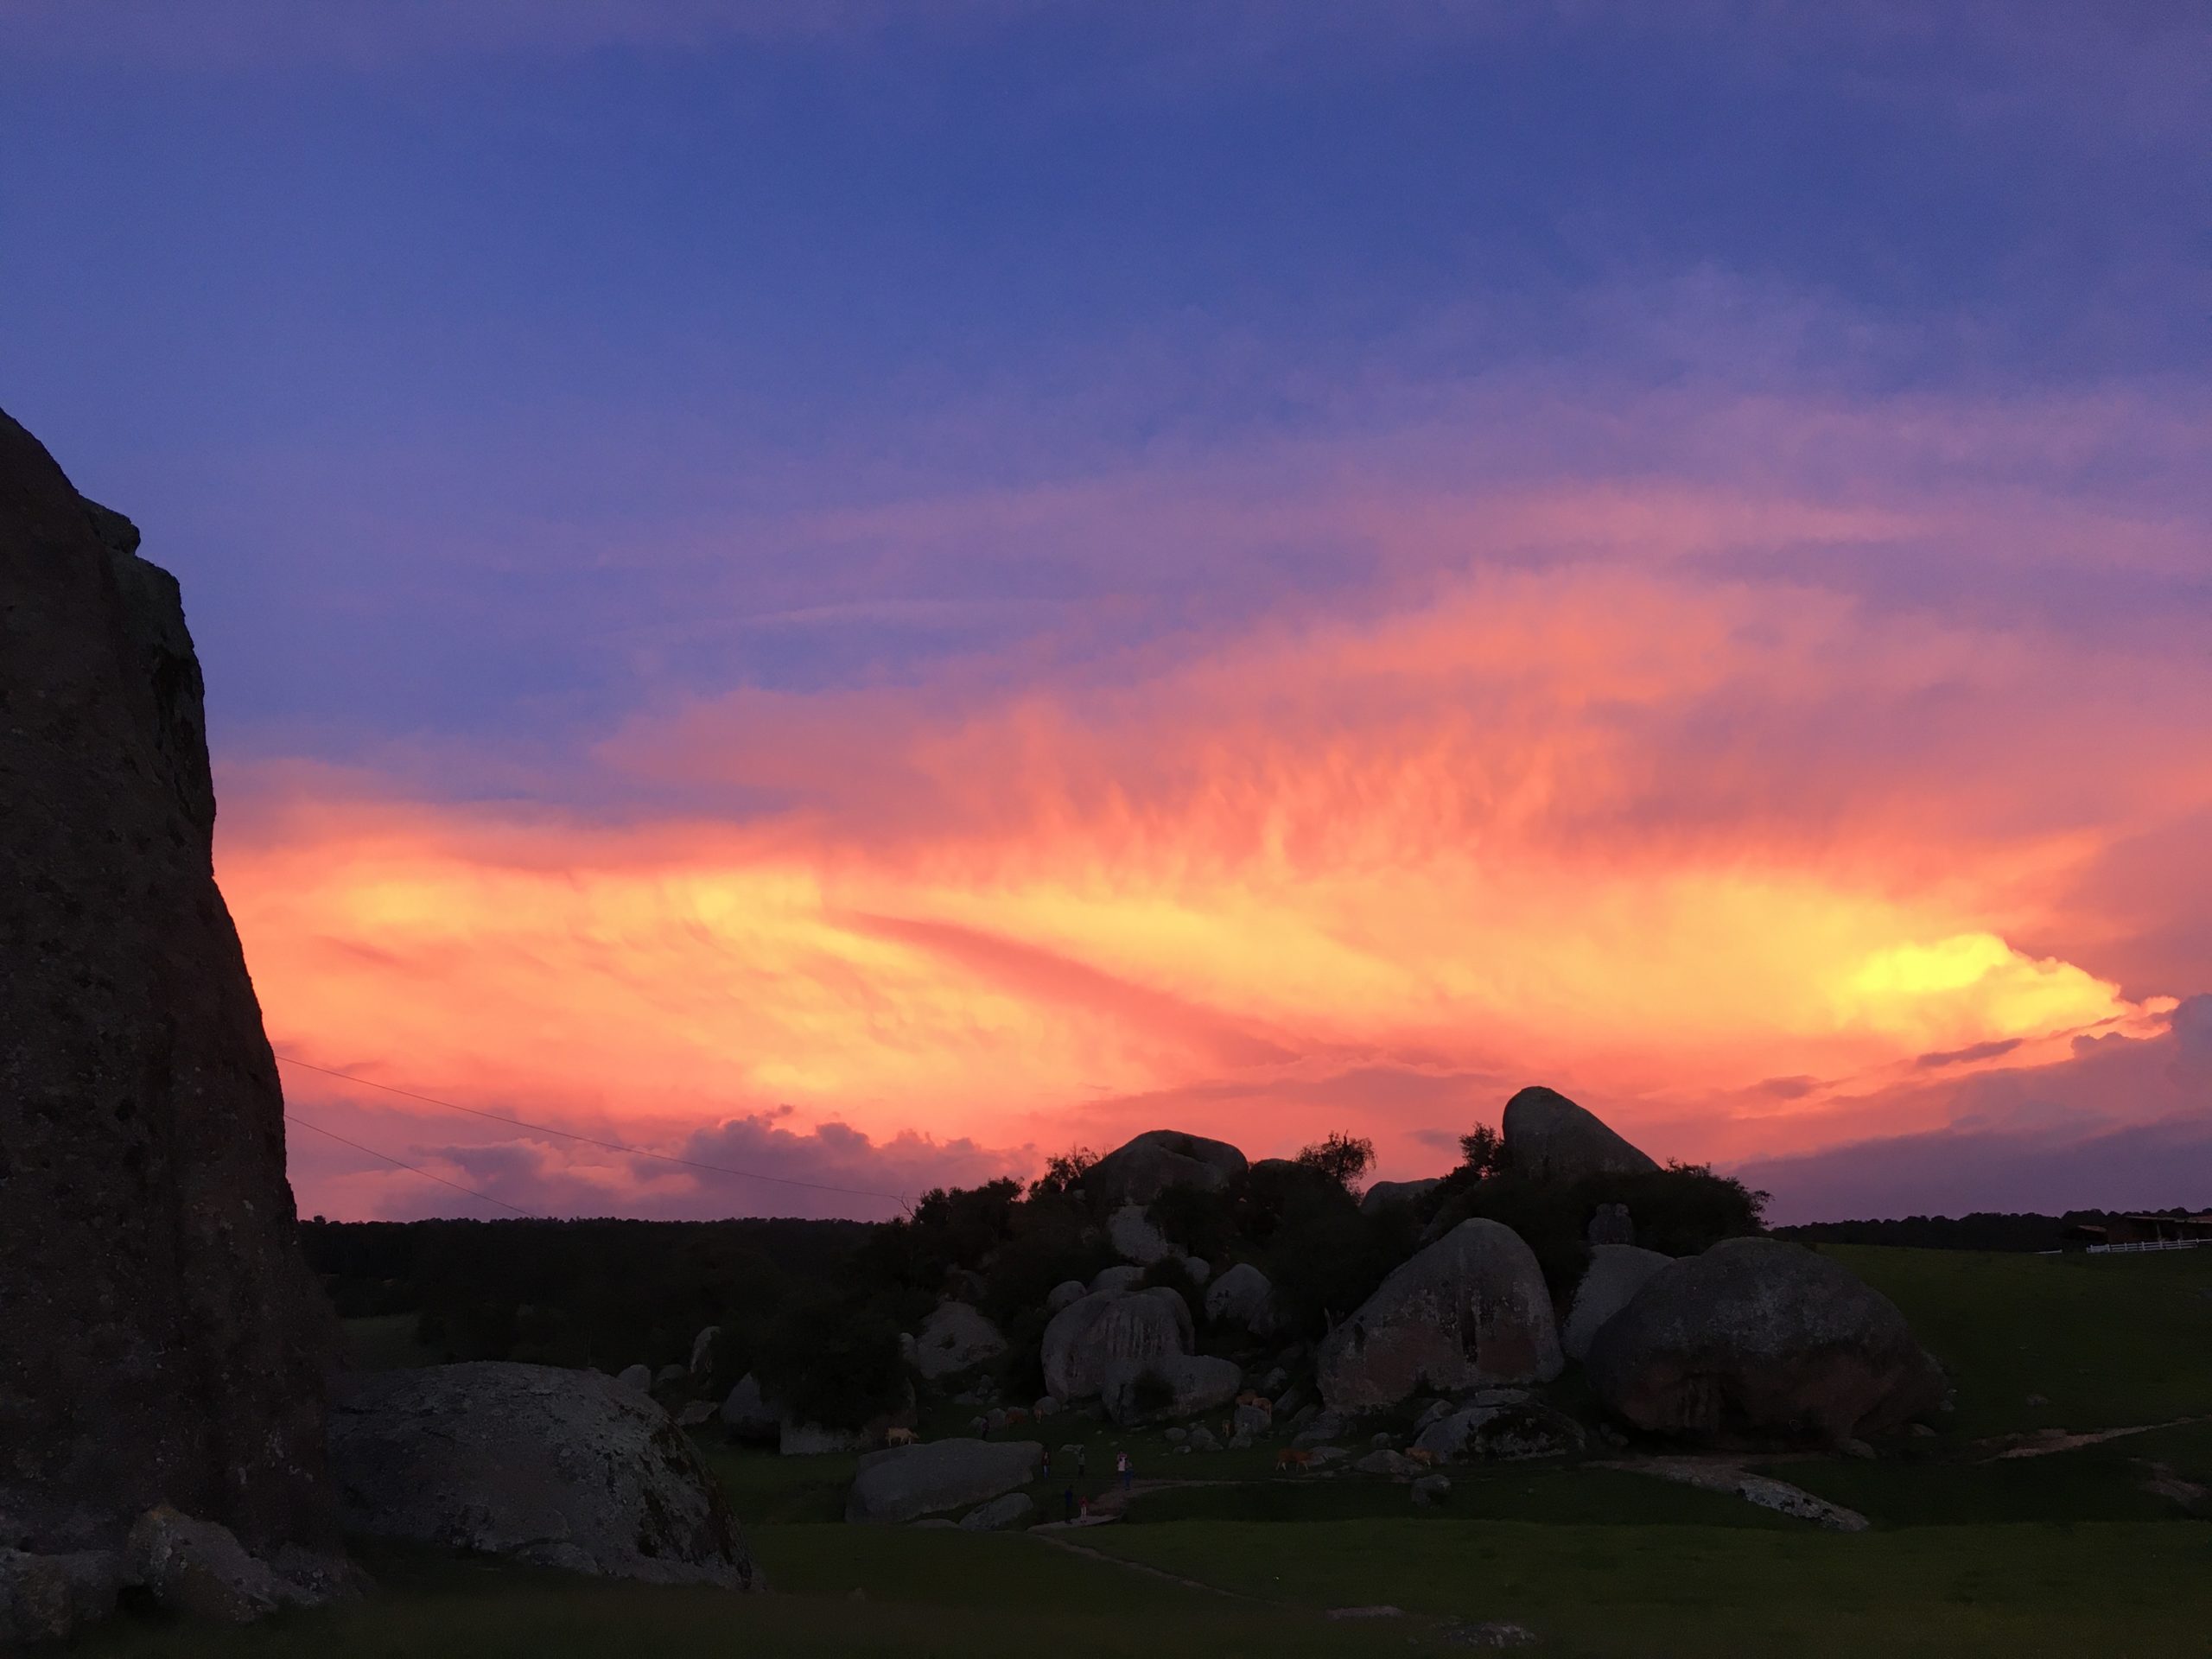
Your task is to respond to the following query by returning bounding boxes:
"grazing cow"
[885,1426,918,1447]
[1406,1446,1436,1467]
[1235,1390,1273,1412]
[1003,1407,1030,1426]
[1275,1447,1312,1471]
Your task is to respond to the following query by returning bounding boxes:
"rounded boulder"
[327,1363,757,1589]
[845,1439,1043,1524]
[909,1302,1007,1381]
[1316,1219,1563,1412]
[1203,1262,1280,1335]
[1561,1244,1673,1362]
[1086,1130,1249,1208]
[1041,1287,1193,1402]
[1585,1237,1945,1444]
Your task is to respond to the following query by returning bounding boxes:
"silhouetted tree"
[1295,1132,1376,1191]
[1027,1146,1098,1201]
[1458,1122,1504,1179]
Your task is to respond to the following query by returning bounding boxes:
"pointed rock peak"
[1500,1086,1659,1183]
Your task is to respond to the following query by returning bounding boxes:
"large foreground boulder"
[328,1363,758,1589]
[908,1301,1007,1379]
[1561,1244,1673,1362]
[1500,1085,1658,1183]
[845,1440,1043,1524]
[0,409,338,1562]
[1041,1287,1193,1402]
[1317,1220,1563,1412]
[1585,1238,1945,1444]
[1086,1130,1248,1207]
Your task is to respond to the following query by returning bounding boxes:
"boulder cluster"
[822,1087,1945,1525]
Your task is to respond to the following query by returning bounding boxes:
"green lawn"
[75,1534,1431,1659]
[1823,1243,2212,1436]
[1081,1516,2212,1657]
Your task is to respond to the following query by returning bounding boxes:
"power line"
[285,1109,534,1216]
[272,1052,909,1205]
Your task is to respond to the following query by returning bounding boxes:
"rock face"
[1561,1244,1673,1362]
[0,410,337,1559]
[1042,1287,1193,1402]
[1317,1220,1563,1412]
[327,1363,757,1589]
[1585,1239,1945,1444]
[1360,1178,1444,1216]
[1046,1279,1089,1313]
[1204,1262,1280,1335]
[910,1302,1007,1380]
[1090,1263,1147,1294]
[1086,1129,1249,1207]
[1499,1086,1658,1183]
[844,1440,1043,1524]
[1108,1203,1176,1264]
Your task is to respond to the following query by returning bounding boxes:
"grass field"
[80,1246,2212,1656]
[1829,1243,2212,1435]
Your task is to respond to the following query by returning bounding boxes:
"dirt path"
[1032,1474,1238,1526]
[1027,1525,1266,1600]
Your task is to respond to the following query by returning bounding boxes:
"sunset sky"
[6,2,2207,1223]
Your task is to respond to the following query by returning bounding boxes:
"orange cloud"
[226,545,2209,1218]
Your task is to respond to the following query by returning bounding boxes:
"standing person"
[1076,1444,1087,1478]
[1118,1449,1133,1494]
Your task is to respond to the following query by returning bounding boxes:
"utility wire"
[273,1052,909,1205]
[285,1109,534,1216]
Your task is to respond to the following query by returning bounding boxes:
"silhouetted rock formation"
[0,409,337,1562]
[1501,1084,1660,1182]
[1085,1128,1249,1207]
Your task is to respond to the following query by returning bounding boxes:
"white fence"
[2086,1237,2211,1254]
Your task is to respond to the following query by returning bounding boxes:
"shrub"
[1147,1182,1236,1261]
